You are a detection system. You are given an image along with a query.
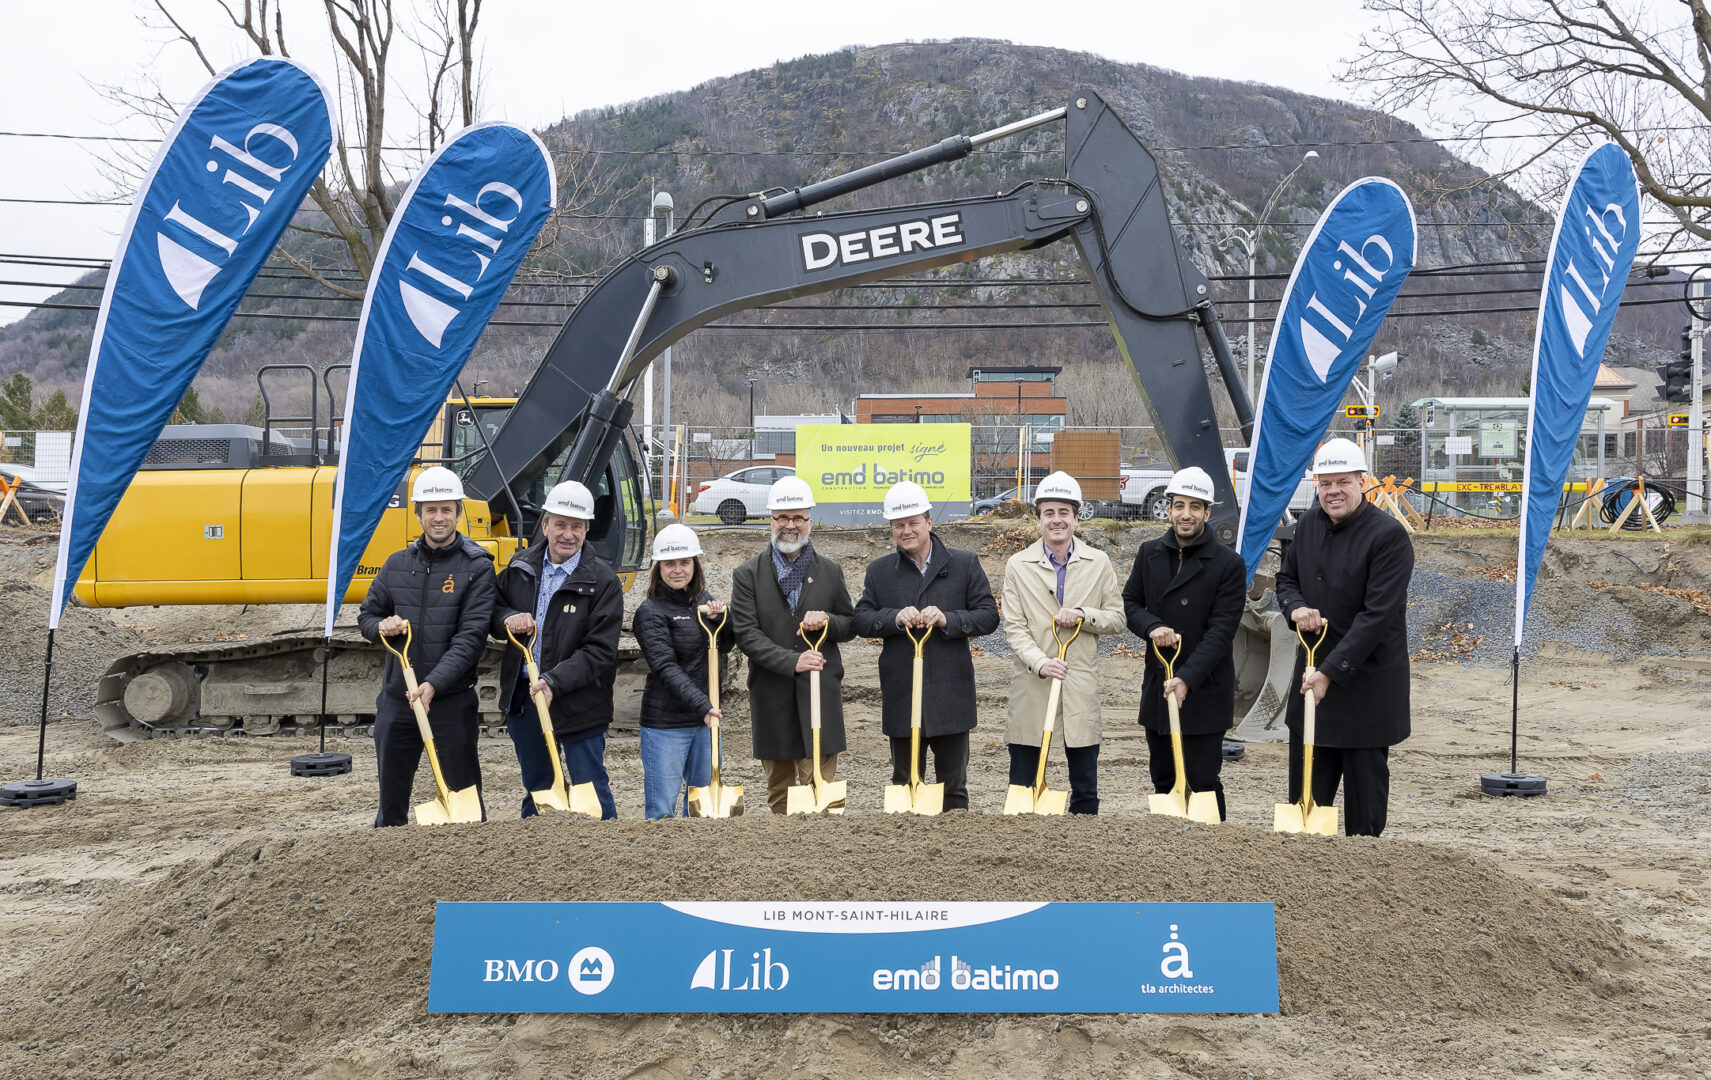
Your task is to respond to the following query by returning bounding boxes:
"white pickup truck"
[1120,448,1315,522]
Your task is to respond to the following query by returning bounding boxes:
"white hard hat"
[1033,471,1082,508]
[1164,466,1217,504]
[651,522,703,560]
[1312,437,1369,476]
[541,479,596,520]
[882,481,932,521]
[411,465,464,503]
[766,474,816,511]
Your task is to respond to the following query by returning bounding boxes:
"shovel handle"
[904,621,931,657]
[378,623,433,735]
[697,605,725,712]
[1051,617,1084,659]
[1295,618,1330,668]
[798,622,829,652]
[1149,637,1181,682]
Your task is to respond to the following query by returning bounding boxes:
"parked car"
[973,485,1035,516]
[690,465,796,524]
[1120,449,1315,521]
[975,485,1124,521]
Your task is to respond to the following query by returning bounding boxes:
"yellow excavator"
[81,368,648,738]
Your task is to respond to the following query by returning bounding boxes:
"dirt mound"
[3,814,1649,1079]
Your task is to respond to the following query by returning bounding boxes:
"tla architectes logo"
[690,948,790,991]
[1138,923,1214,997]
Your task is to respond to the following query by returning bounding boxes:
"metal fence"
[0,430,72,487]
[659,420,1709,525]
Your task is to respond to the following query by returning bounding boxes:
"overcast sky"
[0,0,1387,326]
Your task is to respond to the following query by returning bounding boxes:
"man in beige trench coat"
[1001,471,1126,814]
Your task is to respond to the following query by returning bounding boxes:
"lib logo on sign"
[569,947,614,995]
[690,948,790,990]
[400,181,529,348]
[158,123,310,310]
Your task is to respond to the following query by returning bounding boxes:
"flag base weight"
[291,752,353,777]
[1221,739,1245,763]
[1480,772,1547,797]
[1,777,77,808]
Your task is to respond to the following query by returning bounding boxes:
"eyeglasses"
[772,514,810,526]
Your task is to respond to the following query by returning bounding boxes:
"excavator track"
[93,629,647,742]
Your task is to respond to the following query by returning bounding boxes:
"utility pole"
[1689,278,1707,523]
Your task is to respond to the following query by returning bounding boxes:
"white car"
[690,465,796,524]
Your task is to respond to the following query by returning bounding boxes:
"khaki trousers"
[762,753,841,814]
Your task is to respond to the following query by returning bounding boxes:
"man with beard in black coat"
[854,481,999,811]
[359,467,497,827]
[1276,438,1415,837]
[1122,467,1247,820]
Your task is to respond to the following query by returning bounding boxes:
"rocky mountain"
[0,39,1681,431]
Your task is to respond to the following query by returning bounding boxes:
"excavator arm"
[463,89,1256,547]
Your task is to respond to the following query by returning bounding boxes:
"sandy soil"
[2,522,1709,1078]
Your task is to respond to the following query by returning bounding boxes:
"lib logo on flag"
[159,124,313,310]
[1298,233,1402,381]
[1559,203,1631,354]
[400,182,530,348]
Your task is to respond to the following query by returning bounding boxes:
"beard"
[773,529,811,556]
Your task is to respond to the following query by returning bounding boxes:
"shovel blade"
[882,783,913,815]
[1273,803,1305,833]
[1002,783,1036,816]
[530,785,572,813]
[1148,791,1189,818]
[787,779,845,815]
[445,785,483,823]
[1034,787,1068,816]
[1304,805,1339,836]
[1186,791,1222,825]
[567,781,602,818]
[413,797,453,826]
[910,782,945,816]
[688,782,744,819]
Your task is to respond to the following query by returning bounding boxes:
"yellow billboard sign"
[796,423,973,524]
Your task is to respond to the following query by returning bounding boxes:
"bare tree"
[1344,0,1711,254]
[101,1,619,297]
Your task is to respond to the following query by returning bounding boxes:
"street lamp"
[1350,350,1398,460]
[1219,150,1319,402]
[748,378,757,465]
[644,189,676,519]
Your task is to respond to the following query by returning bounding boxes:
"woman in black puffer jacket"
[633,525,735,818]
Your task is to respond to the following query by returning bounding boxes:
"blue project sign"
[427,901,1279,1014]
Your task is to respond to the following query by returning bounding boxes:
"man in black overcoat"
[1122,467,1247,820]
[729,475,857,813]
[1275,438,1415,837]
[854,482,999,810]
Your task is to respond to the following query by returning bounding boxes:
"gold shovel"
[1147,639,1221,824]
[378,622,483,826]
[1004,618,1082,816]
[786,623,846,815]
[505,627,600,816]
[884,623,945,815]
[1274,620,1339,836]
[687,605,743,818]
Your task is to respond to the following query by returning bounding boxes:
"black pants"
[1288,728,1389,837]
[889,732,970,811]
[373,688,483,828]
[1007,742,1100,815]
[1144,727,1227,821]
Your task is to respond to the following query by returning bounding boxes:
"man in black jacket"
[1276,438,1415,837]
[1122,467,1247,820]
[492,480,624,819]
[729,475,857,813]
[358,467,498,827]
[854,481,999,810]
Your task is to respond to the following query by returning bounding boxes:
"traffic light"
[1655,326,1693,402]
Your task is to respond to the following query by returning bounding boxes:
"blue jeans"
[639,726,712,819]
[507,710,617,820]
